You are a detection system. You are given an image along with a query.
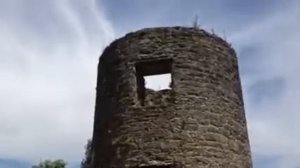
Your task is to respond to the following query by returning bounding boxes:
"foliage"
[32,159,66,168]
[193,15,200,29]
[81,139,92,168]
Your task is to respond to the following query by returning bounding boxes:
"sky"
[0,0,299,167]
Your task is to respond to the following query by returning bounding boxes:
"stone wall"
[91,27,252,168]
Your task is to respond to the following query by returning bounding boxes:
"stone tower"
[91,27,252,168]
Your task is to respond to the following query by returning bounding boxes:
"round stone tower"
[91,27,252,168]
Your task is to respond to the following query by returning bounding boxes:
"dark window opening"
[136,59,172,105]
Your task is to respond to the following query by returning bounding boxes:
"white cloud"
[229,1,300,167]
[0,0,115,163]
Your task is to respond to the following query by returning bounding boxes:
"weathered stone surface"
[91,27,252,168]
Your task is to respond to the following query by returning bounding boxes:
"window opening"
[135,59,172,105]
[145,74,171,91]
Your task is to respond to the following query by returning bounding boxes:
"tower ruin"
[91,27,252,168]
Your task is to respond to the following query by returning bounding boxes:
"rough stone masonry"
[91,27,252,168]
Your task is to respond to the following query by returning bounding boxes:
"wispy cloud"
[228,1,300,167]
[0,0,115,163]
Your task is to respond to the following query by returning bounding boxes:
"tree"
[81,139,92,168]
[32,159,66,168]
[192,15,200,29]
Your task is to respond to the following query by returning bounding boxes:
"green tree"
[32,159,66,168]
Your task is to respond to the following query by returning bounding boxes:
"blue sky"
[0,0,299,167]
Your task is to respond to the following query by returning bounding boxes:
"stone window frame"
[135,58,173,106]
